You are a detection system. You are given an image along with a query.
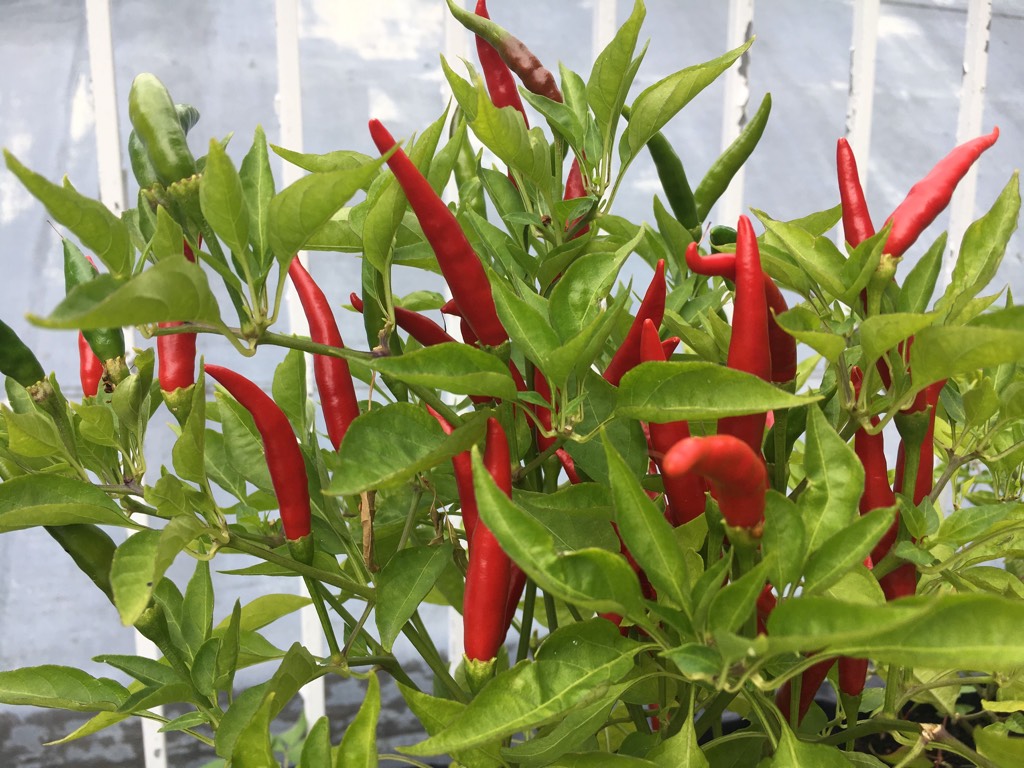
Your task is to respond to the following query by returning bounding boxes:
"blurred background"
[1,0,1021,764]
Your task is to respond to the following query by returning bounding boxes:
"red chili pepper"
[204,365,313,561]
[662,435,768,531]
[157,240,199,396]
[603,260,666,387]
[428,406,479,548]
[350,292,458,348]
[78,331,103,398]
[288,258,360,451]
[464,418,514,661]
[756,584,776,636]
[883,127,999,257]
[640,319,707,526]
[369,119,508,347]
[776,658,836,725]
[836,138,876,248]
[838,657,869,698]
[440,299,481,347]
[717,217,771,456]
[685,242,796,384]
[474,0,529,122]
[563,157,589,238]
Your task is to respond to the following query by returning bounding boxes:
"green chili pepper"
[0,319,45,388]
[694,92,772,221]
[128,73,197,186]
[623,107,700,232]
[63,239,125,363]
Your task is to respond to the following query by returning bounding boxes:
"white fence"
[1,0,1016,764]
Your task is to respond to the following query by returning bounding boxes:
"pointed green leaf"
[376,544,454,651]
[337,672,379,768]
[0,666,128,712]
[369,343,516,400]
[798,408,863,553]
[0,475,130,531]
[803,506,896,594]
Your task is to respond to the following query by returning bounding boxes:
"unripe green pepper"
[128,73,197,186]
[0,319,45,388]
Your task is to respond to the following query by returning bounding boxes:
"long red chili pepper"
[717,217,771,456]
[836,138,876,248]
[662,435,768,531]
[350,293,458,348]
[78,332,103,398]
[883,127,999,257]
[603,260,666,387]
[205,365,313,562]
[640,320,707,526]
[369,119,508,347]
[474,0,529,122]
[428,406,479,547]
[563,157,589,238]
[288,258,360,450]
[777,658,836,725]
[685,242,796,384]
[464,418,514,662]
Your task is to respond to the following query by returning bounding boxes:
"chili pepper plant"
[3,1,1024,765]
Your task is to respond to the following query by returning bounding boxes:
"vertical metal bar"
[717,0,755,227]
[845,0,880,185]
[83,2,163,766]
[942,0,993,290]
[275,0,327,728]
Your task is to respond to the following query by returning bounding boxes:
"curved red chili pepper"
[685,241,796,383]
[603,260,666,387]
[662,435,768,531]
[883,127,999,257]
[350,292,458,348]
[289,258,360,450]
[157,240,199,394]
[776,658,836,724]
[717,217,771,456]
[640,319,707,526]
[464,417,514,661]
[78,331,103,397]
[474,0,529,123]
[369,119,508,347]
[836,138,876,248]
[205,365,312,554]
[661,336,680,359]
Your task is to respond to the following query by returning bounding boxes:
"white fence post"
[845,0,880,182]
[717,0,755,227]
[943,0,993,291]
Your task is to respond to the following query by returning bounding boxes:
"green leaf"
[910,325,1024,392]
[369,344,516,400]
[30,256,222,330]
[239,126,276,266]
[622,40,752,166]
[473,451,647,618]
[268,156,384,261]
[300,716,333,768]
[397,684,503,767]
[774,307,846,362]
[330,405,486,495]
[0,666,128,712]
[336,672,379,768]
[761,491,806,592]
[604,432,691,611]
[709,557,772,635]
[2,407,66,459]
[402,620,641,756]
[587,0,646,151]
[767,594,1024,669]
[375,544,453,651]
[933,503,1022,546]
[648,714,709,767]
[182,559,214,654]
[172,369,207,482]
[798,407,863,553]
[490,277,561,374]
[93,655,180,687]
[616,361,818,421]
[516,485,619,552]
[762,217,846,300]
[975,723,1024,766]
[567,369,648,481]
[4,151,132,278]
[549,231,638,341]
[471,86,552,186]
[896,233,945,314]
[150,206,184,261]
[200,138,250,258]
[0,474,130,531]
[936,172,1020,323]
[766,725,855,767]
[212,594,311,633]
[802,506,896,594]
[231,692,277,768]
[859,313,934,372]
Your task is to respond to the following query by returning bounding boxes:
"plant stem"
[406,612,467,703]
[303,577,342,658]
[224,534,373,598]
[516,580,537,663]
